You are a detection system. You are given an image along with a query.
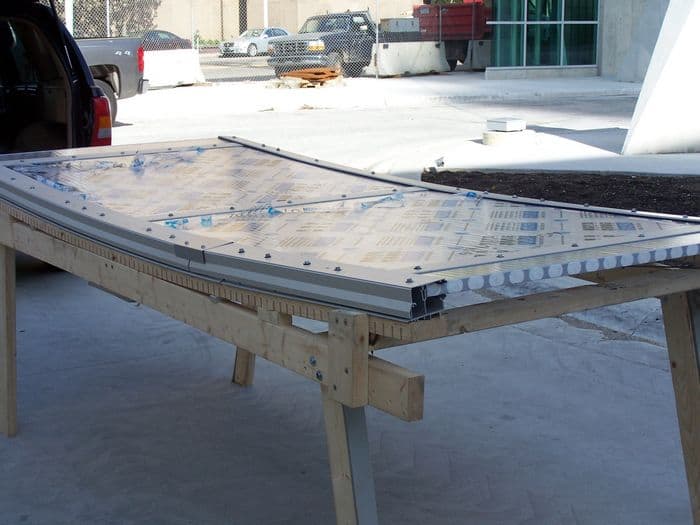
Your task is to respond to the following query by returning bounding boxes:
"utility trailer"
[413,0,492,70]
[0,138,698,524]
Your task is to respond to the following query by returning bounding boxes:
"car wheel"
[94,79,117,123]
[327,52,342,74]
[343,63,363,77]
[447,59,458,71]
[247,44,258,57]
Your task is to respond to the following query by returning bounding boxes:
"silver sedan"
[219,27,290,57]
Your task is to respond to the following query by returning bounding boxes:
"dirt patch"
[421,170,700,217]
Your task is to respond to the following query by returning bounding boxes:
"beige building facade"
[155,0,415,42]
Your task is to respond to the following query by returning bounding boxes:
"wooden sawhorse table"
[0,208,698,524]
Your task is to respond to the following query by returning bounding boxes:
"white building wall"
[599,0,670,82]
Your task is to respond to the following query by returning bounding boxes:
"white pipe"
[65,0,74,35]
[263,0,269,27]
[106,0,110,37]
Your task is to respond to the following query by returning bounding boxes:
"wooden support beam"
[0,244,16,437]
[368,355,423,422]
[661,291,700,524]
[329,311,369,408]
[232,309,292,387]
[407,267,700,343]
[0,216,424,421]
[321,386,378,525]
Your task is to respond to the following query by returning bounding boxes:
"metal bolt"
[631,208,637,213]
[572,243,579,248]
[334,266,342,272]
[496,254,504,259]
[406,278,414,284]
[146,227,152,232]
[99,212,105,217]
[303,260,311,266]
[238,248,245,254]
[413,265,422,270]
[64,200,70,204]
[168,213,173,217]
[201,245,206,249]
[169,234,176,239]
[264,253,271,259]
[82,206,87,211]
[184,241,189,246]
[309,356,317,366]
[315,370,323,381]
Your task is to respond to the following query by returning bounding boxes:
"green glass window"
[493,0,524,22]
[563,24,597,64]
[527,0,562,22]
[492,24,524,66]
[526,24,560,66]
[564,0,598,21]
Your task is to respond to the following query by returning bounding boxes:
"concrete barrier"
[143,49,205,89]
[364,42,450,77]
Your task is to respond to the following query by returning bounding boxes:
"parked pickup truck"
[77,37,148,121]
[267,11,376,77]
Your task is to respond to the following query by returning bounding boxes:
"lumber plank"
[661,291,700,523]
[233,309,291,386]
[368,355,424,422]
[406,268,700,343]
[0,244,16,437]
[329,311,369,407]
[0,215,424,421]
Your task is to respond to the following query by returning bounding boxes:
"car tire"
[94,79,117,123]
[327,52,342,74]
[343,63,363,77]
[247,44,258,57]
[447,59,458,71]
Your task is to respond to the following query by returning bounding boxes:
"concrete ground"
[1,73,695,524]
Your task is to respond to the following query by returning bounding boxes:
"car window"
[300,16,350,33]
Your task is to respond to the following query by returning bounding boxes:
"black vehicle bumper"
[268,54,336,71]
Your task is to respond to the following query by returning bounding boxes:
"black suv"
[0,0,111,154]
[268,11,376,77]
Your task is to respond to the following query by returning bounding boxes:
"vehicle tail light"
[137,45,145,73]
[90,94,112,147]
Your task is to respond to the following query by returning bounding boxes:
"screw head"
[334,266,342,272]
[264,253,271,259]
[238,248,245,254]
[303,260,311,266]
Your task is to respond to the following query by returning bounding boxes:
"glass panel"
[527,0,562,21]
[563,24,597,64]
[526,24,561,65]
[493,0,524,22]
[564,0,598,21]
[492,24,524,66]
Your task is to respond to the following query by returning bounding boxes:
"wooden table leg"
[232,348,256,386]
[322,386,378,525]
[0,245,17,437]
[661,290,700,524]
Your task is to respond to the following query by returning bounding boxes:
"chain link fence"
[54,0,493,85]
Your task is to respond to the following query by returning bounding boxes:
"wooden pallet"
[281,67,341,84]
